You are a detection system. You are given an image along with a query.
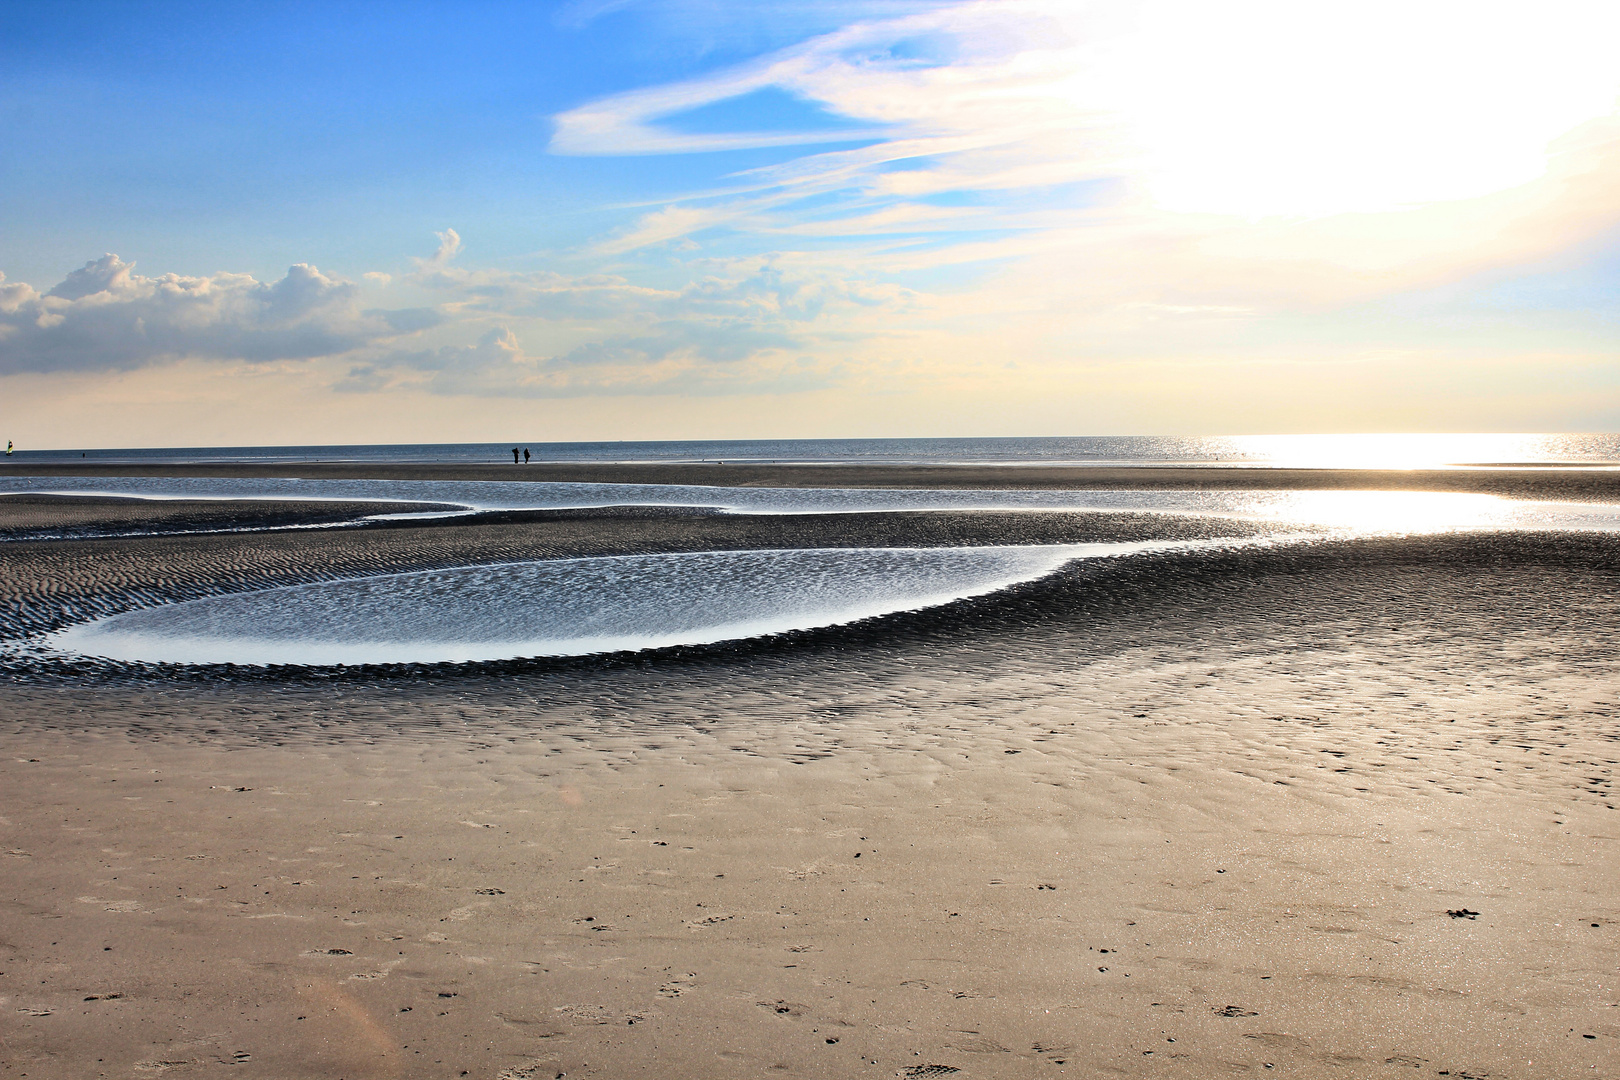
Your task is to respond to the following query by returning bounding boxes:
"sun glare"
[1227,433,1552,470]
[1249,489,1516,533]
[1078,0,1620,219]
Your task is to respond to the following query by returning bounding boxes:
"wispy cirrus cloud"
[553,0,1620,296]
[590,206,737,255]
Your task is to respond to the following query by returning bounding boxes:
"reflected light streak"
[1227,433,1561,470]
[1240,489,1517,533]
[1231,489,1620,535]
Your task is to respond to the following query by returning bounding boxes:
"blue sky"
[3,0,1619,446]
[0,1,875,278]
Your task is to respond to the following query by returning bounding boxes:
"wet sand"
[0,495,463,543]
[1,469,1617,1079]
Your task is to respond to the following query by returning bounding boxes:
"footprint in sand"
[76,896,148,913]
[495,1064,563,1080]
[686,913,734,929]
[658,974,697,998]
[553,1003,613,1023]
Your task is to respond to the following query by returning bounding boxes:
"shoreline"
[4,459,1620,502]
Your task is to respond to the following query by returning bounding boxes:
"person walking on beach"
[512,447,520,464]
[523,448,530,464]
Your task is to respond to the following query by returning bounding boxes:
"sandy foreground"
[0,468,1617,1079]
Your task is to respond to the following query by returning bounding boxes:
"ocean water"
[6,475,1620,534]
[10,450,1620,669]
[6,432,1620,468]
[49,544,1160,666]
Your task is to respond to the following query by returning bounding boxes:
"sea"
[5,431,1620,668]
[7,432,1620,470]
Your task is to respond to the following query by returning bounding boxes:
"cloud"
[551,0,640,30]
[591,206,735,255]
[350,321,826,399]
[0,255,431,374]
[550,36,889,157]
[369,306,445,333]
[551,0,1620,293]
[327,233,915,398]
[0,230,913,400]
[425,253,915,323]
[409,228,464,284]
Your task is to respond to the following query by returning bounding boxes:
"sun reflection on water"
[1239,490,1515,534]
[1224,433,1577,470]
[1224,489,1620,536]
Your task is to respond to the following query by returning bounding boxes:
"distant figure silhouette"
[523,448,530,464]
[512,447,520,464]
[4,440,11,455]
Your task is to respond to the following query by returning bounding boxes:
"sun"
[1075,0,1620,220]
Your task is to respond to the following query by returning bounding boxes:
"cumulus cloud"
[408,228,466,287]
[419,228,462,267]
[0,255,434,374]
[0,230,913,400]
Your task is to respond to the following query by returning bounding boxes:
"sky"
[2,0,1619,448]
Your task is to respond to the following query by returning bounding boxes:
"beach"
[1,467,1617,1079]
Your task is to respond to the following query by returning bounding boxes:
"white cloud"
[350,321,833,399]
[551,0,1620,288]
[340,240,920,397]
[0,232,917,397]
[0,255,432,374]
[591,205,736,255]
[410,228,463,280]
[425,252,915,323]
